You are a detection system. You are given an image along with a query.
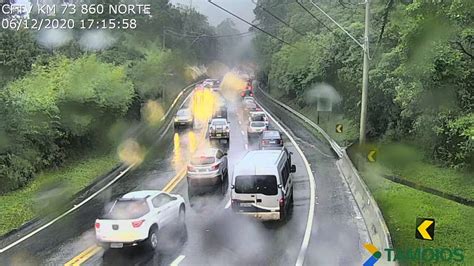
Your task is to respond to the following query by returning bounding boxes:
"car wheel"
[188,186,194,197]
[145,226,159,250]
[178,204,186,226]
[221,176,227,195]
[280,205,286,221]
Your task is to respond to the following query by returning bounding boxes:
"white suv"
[95,190,185,250]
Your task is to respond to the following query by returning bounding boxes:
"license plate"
[216,134,221,137]
[270,140,276,144]
[240,202,253,207]
[110,243,123,248]
[180,122,186,125]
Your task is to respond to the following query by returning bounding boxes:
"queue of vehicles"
[94,77,297,251]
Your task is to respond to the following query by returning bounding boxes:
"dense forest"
[0,0,243,193]
[253,0,473,169]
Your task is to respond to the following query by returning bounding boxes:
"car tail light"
[132,219,145,228]
[279,197,285,208]
[95,222,100,229]
[210,163,219,170]
[187,165,195,171]
[262,140,268,145]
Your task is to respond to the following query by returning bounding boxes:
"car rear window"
[250,121,266,127]
[177,109,190,116]
[263,131,280,139]
[234,175,278,195]
[212,120,227,126]
[191,156,215,165]
[251,114,266,121]
[104,199,150,220]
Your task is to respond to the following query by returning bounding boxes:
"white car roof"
[122,190,162,199]
[211,118,227,123]
[233,150,283,176]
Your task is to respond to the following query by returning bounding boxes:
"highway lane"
[81,94,312,265]
[256,89,370,265]
[0,90,314,266]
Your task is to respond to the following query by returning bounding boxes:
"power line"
[295,0,334,33]
[251,0,305,36]
[165,29,255,39]
[208,0,293,47]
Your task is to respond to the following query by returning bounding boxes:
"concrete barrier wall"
[257,88,393,252]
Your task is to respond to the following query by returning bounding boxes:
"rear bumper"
[209,133,229,139]
[237,211,280,221]
[96,233,148,246]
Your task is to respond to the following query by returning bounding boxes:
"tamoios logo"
[363,243,382,266]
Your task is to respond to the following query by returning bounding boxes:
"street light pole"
[308,0,370,144]
[359,0,370,144]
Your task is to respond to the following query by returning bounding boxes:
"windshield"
[104,200,149,220]
[234,175,278,196]
[250,121,266,127]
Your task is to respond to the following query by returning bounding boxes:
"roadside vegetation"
[0,1,244,235]
[0,152,117,236]
[253,0,473,263]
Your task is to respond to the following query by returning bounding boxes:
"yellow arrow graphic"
[417,220,434,240]
[336,124,343,133]
[367,150,376,162]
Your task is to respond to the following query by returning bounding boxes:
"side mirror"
[290,165,296,173]
[231,185,235,189]
[290,152,294,155]
[223,152,228,156]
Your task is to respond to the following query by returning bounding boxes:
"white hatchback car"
[95,190,185,250]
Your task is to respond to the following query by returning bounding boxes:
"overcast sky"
[170,0,256,32]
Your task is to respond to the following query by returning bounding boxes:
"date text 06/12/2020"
[2,18,138,31]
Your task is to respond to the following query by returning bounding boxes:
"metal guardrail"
[257,87,394,256]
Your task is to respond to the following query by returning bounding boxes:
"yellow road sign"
[416,218,435,240]
[336,124,343,133]
[367,150,377,162]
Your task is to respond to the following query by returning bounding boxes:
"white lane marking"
[0,164,134,253]
[0,83,198,254]
[224,199,231,209]
[258,103,316,266]
[238,120,241,125]
[244,143,248,150]
[170,255,186,266]
[240,130,245,135]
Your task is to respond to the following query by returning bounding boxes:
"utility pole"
[309,0,371,144]
[359,0,370,145]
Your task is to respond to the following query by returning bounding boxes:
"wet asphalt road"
[0,89,368,266]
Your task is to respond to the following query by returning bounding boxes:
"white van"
[230,149,296,221]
